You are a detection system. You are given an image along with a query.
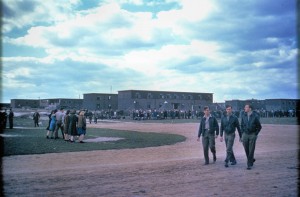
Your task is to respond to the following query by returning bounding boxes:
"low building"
[11,99,40,109]
[40,98,83,110]
[265,99,299,111]
[118,90,213,111]
[83,93,118,110]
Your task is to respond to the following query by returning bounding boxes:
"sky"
[1,0,298,103]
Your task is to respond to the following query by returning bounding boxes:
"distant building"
[11,99,40,109]
[40,98,83,110]
[83,93,118,110]
[265,99,299,111]
[118,90,213,111]
[225,98,299,112]
[225,99,266,111]
[0,103,11,109]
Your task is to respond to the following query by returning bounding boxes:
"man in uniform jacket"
[197,106,219,165]
[220,105,242,167]
[241,104,262,170]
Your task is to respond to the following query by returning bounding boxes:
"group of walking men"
[197,104,262,170]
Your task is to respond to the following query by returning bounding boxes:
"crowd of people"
[45,108,86,143]
[128,108,299,121]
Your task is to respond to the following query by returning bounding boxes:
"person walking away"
[241,104,262,170]
[63,110,70,141]
[197,106,219,165]
[33,110,40,127]
[8,108,14,129]
[77,111,86,143]
[49,110,57,139]
[68,110,78,142]
[54,108,64,139]
[220,105,242,167]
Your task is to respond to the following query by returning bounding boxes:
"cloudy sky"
[1,0,298,103]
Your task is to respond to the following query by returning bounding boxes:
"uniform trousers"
[225,133,236,163]
[242,133,257,167]
[202,130,216,163]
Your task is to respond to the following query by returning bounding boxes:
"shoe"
[50,137,54,139]
[46,136,49,139]
[213,155,217,162]
[69,140,74,143]
[225,163,229,168]
[247,166,252,170]
[79,141,85,143]
[231,161,237,165]
[204,161,209,165]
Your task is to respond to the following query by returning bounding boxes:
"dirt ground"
[2,122,299,197]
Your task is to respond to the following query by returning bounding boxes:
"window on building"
[135,93,141,99]
[97,97,100,100]
[108,96,111,100]
[147,93,153,99]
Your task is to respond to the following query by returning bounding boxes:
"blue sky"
[1,0,298,103]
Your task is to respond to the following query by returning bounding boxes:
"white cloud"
[1,0,297,103]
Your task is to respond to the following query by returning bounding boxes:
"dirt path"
[2,123,299,196]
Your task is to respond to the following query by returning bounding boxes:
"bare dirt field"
[2,122,299,197]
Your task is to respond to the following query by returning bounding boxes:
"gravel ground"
[2,122,299,197]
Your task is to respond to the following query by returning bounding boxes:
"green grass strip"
[2,128,186,156]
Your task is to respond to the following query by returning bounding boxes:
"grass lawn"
[1,117,186,156]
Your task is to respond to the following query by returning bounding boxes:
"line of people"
[0,108,14,130]
[46,108,87,143]
[197,104,262,170]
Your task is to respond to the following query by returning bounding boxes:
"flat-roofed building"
[265,99,299,111]
[40,98,83,110]
[83,93,118,110]
[11,99,40,109]
[118,90,213,111]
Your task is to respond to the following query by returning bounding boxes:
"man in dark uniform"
[220,105,242,167]
[197,106,219,165]
[8,108,14,129]
[241,104,262,170]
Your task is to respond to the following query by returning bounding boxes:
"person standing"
[0,109,7,130]
[46,110,53,139]
[220,105,242,167]
[49,110,57,139]
[63,110,70,141]
[33,110,40,127]
[77,111,86,143]
[241,104,262,170]
[197,106,219,165]
[68,110,78,142]
[8,108,14,129]
[54,108,64,139]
